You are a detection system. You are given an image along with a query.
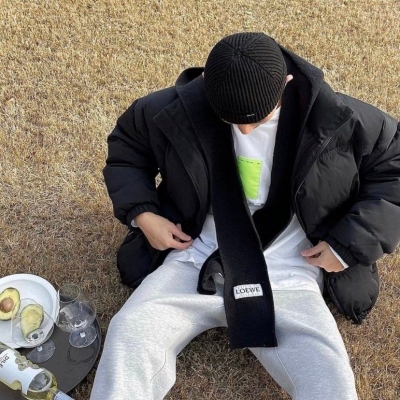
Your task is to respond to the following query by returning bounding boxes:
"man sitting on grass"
[91,32,400,400]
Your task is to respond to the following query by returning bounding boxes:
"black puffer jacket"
[103,48,400,323]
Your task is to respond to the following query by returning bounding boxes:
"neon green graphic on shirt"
[236,156,262,199]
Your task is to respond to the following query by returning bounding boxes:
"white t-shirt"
[164,107,344,293]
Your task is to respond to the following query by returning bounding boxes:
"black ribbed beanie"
[204,32,287,124]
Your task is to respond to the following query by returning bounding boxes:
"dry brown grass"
[0,0,399,399]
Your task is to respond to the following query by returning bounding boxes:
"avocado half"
[20,304,45,338]
[0,288,20,321]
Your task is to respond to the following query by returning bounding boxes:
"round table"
[0,319,102,399]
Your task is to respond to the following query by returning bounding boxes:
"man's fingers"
[301,242,326,257]
[150,235,193,251]
[170,225,192,242]
[304,256,321,267]
[137,214,193,250]
[301,247,320,256]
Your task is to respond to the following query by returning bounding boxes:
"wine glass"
[55,284,97,348]
[11,298,56,363]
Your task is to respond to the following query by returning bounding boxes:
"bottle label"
[0,348,44,395]
[54,391,74,400]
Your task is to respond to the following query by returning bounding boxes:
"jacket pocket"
[324,263,379,323]
[116,228,166,288]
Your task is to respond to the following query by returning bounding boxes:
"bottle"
[0,341,74,400]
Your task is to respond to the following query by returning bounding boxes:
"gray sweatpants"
[90,261,358,400]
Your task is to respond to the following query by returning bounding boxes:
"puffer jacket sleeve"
[103,99,160,226]
[325,118,400,266]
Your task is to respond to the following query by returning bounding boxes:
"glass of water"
[55,284,97,348]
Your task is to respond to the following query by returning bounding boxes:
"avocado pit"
[0,297,14,313]
[0,287,21,320]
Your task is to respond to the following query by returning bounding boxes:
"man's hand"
[301,241,344,272]
[134,212,193,251]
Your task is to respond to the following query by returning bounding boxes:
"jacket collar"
[156,50,354,205]
[279,45,353,142]
[152,76,217,235]
[176,67,204,87]
[172,48,325,142]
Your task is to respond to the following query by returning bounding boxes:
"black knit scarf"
[178,75,301,349]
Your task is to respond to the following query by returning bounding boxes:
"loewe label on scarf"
[233,284,263,299]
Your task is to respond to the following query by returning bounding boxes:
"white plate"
[0,274,58,348]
